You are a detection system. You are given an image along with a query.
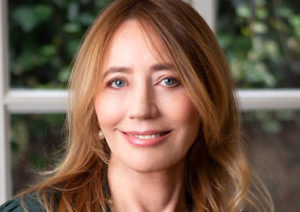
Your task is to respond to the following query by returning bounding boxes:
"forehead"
[102,19,171,68]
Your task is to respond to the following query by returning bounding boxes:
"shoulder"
[0,194,46,212]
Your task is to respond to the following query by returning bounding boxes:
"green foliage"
[10,114,66,194]
[12,5,53,32]
[217,0,300,88]
[10,0,299,89]
[218,0,300,134]
[9,0,112,88]
[11,114,66,169]
[243,110,298,133]
[9,0,113,194]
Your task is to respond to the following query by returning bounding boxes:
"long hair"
[20,0,274,211]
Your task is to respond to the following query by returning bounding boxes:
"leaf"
[278,6,293,18]
[251,22,268,34]
[276,111,294,121]
[40,45,56,57]
[264,40,280,60]
[289,15,300,36]
[261,119,281,133]
[66,38,81,57]
[12,5,52,32]
[241,26,251,36]
[67,2,79,21]
[237,5,251,18]
[34,5,52,20]
[95,0,111,8]
[30,153,47,169]
[53,0,68,9]
[255,8,268,19]
[12,6,38,32]
[79,12,95,26]
[63,23,81,34]
[58,67,71,83]
[255,0,266,6]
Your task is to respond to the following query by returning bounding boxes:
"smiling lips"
[121,130,171,146]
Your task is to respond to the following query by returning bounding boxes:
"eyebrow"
[150,63,175,71]
[102,67,130,79]
[102,63,176,79]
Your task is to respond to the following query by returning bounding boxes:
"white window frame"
[1,0,300,204]
[0,0,11,203]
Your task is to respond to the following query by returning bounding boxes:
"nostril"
[128,100,159,119]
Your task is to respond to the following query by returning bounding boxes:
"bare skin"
[95,19,199,212]
[108,158,189,212]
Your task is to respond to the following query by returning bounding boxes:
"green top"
[0,194,113,212]
[0,195,46,212]
[0,195,193,212]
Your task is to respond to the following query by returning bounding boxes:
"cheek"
[159,90,199,124]
[94,93,126,128]
[159,90,200,152]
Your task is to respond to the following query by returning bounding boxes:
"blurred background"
[6,0,300,211]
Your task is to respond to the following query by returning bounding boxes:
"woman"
[0,0,273,211]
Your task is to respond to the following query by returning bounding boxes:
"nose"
[127,83,159,120]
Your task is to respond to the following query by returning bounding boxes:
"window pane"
[242,110,300,211]
[217,1,300,88]
[9,0,112,88]
[10,114,65,194]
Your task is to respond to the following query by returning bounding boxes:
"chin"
[124,155,185,174]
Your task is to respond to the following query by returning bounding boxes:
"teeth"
[128,134,162,139]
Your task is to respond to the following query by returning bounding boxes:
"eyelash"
[107,77,127,89]
[107,76,180,89]
[159,77,180,88]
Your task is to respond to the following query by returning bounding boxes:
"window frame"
[1,0,300,203]
[0,0,11,203]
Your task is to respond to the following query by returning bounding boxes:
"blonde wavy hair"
[20,0,274,211]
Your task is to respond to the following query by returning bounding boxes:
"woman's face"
[95,19,200,172]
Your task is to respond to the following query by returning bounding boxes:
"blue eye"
[110,79,126,88]
[161,77,179,87]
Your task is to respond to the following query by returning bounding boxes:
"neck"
[107,159,189,212]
